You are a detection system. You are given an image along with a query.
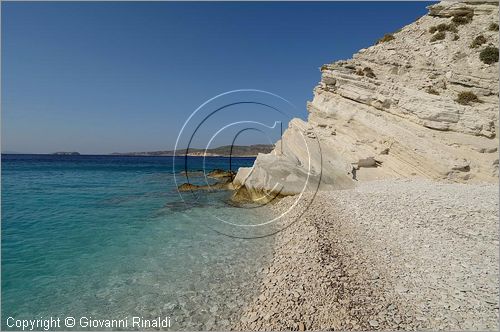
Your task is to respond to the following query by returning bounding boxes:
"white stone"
[233,0,499,198]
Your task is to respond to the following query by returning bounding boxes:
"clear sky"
[2,1,431,154]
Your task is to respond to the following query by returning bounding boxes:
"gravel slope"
[233,179,499,331]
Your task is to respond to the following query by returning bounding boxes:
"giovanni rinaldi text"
[6,316,172,330]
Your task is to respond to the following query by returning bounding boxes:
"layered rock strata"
[234,0,499,198]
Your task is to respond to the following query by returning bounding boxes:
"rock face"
[234,0,499,198]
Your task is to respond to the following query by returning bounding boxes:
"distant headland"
[111,144,274,157]
[52,152,81,155]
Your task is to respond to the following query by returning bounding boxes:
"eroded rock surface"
[234,0,499,198]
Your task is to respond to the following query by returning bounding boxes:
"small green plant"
[453,34,460,41]
[355,67,376,78]
[376,33,395,44]
[480,46,499,64]
[363,67,376,78]
[430,31,446,42]
[456,91,480,105]
[447,24,458,33]
[438,23,457,32]
[470,35,487,48]
[426,87,440,95]
[452,12,473,25]
[429,23,457,34]
[435,24,445,32]
[321,64,329,71]
[489,23,499,31]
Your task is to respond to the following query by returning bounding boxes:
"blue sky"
[2,1,431,154]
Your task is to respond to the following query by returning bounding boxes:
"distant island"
[111,144,274,157]
[52,152,80,155]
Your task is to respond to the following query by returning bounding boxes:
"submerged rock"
[177,178,234,192]
[177,183,202,192]
[206,168,236,179]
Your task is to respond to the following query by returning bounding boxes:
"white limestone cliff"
[234,0,499,200]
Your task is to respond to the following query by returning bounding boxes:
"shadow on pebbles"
[232,179,499,331]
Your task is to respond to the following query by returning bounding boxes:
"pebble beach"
[234,179,499,331]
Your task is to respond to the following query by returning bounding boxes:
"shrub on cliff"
[430,31,446,42]
[376,34,395,44]
[445,23,458,33]
[429,23,457,34]
[452,13,473,25]
[363,67,376,78]
[489,23,499,31]
[480,46,499,64]
[456,91,481,105]
[426,87,440,95]
[355,67,376,78]
[470,35,487,48]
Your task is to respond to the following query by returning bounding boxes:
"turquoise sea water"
[1,154,274,330]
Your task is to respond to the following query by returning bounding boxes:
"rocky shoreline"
[233,179,499,331]
[227,1,499,329]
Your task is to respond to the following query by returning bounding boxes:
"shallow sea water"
[1,155,275,330]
